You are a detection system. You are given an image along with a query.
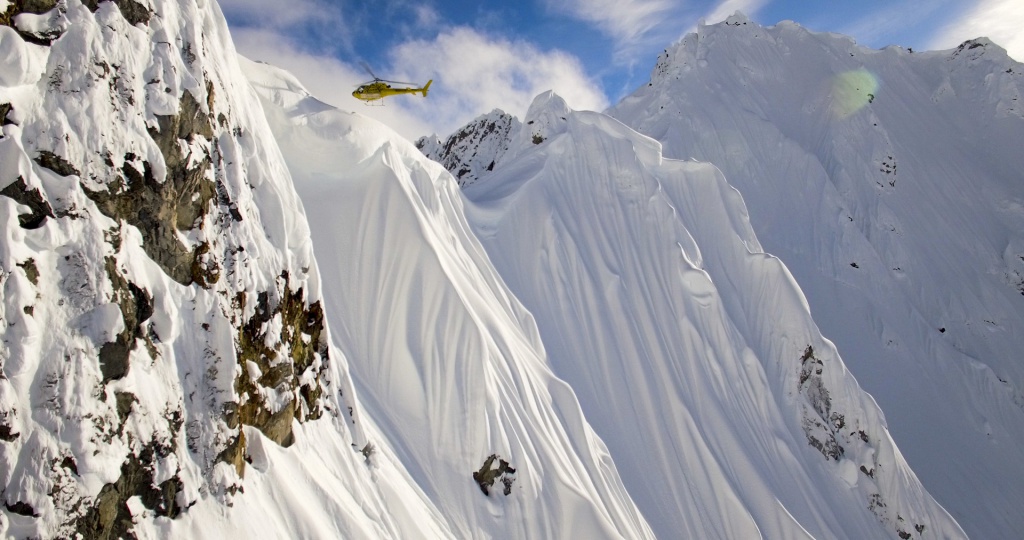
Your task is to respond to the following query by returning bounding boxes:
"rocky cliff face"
[416,109,520,187]
[0,1,355,537]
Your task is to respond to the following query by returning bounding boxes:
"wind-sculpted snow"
[609,12,1024,537]
[462,92,964,539]
[245,58,654,539]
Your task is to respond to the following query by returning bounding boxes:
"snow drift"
[244,57,654,539]
[608,13,1024,538]
[459,90,963,539]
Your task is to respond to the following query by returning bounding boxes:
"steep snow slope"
[416,110,521,188]
[243,57,655,539]
[0,1,448,538]
[609,13,1024,538]
[461,91,964,539]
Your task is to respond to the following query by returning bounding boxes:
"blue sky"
[221,0,1024,140]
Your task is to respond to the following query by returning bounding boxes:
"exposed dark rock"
[1,1,57,30]
[128,282,153,324]
[13,0,58,13]
[0,423,18,442]
[74,442,184,540]
[17,258,39,286]
[189,241,220,287]
[798,345,844,460]
[1,102,13,126]
[1,176,54,229]
[83,88,216,286]
[0,0,67,45]
[35,150,81,177]
[60,455,79,476]
[360,442,375,462]
[111,0,150,25]
[218,427,247,478]
[81,0,151,25]
[473,454,517,496]
[417,111,519,187]
[5,500,39,517]
[98,257,156,383]
[114,391,136,424]
[0,388,18,441]
[98,337,132,382]
[231,272,328,455]
[260,400,296,448]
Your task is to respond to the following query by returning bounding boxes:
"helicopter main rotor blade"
[359,61,378,80]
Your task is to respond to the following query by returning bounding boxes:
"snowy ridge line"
[608,11,1024,538]
[458,90,963,539]
[244,56,656,539]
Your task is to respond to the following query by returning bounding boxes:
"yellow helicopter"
[352,63,432,103]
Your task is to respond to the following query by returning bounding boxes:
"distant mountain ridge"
[422,11,1024,539]
[607,13,1024,539]
[456,88,963,539]
[416,110,520,187]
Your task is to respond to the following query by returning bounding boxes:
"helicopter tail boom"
[421,80,432,97]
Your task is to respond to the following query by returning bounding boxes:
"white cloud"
[927,0,1024,61]
[702,0,768,25]
[412,4,441,29]
[230,26,606,141]
[230,28,434,141]
[387,27,609,136]
[545,0,685,61]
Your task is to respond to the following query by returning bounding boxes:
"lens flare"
[831,69,879,118]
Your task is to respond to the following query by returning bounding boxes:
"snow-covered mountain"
[2,1,1016,538]
[250,53,961,536]
[0,1,445,538]
[243,57,654,540]
[459,90,962,539]
[416,110,521,187]
[425,12,1024,539]
[2,1,657,537]
[607,13,1024,539]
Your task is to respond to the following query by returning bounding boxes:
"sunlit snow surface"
[0,2,446,538]
[462,92,963,538]
[608,12,1024,538]
[245,55,962,540]
[244,57,654,539]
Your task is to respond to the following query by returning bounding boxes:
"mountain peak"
[415,108,521,187]
[723,11,753,26]
[519,90,570,145]
[610,17,1024,538]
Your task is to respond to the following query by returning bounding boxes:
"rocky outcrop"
[416,110,520,187]
[230,271,328,451]
[0,1,343,538]
[80,87,216,286]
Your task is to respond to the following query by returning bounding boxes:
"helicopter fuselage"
[352,80,432,102]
